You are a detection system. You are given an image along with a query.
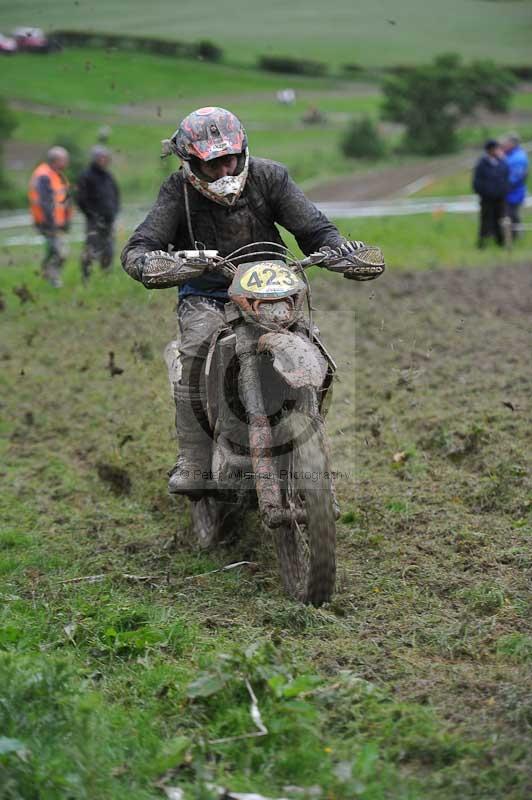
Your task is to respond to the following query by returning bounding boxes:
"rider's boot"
[168,383,212,495]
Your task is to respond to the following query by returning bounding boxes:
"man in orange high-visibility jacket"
[28,146,73,287]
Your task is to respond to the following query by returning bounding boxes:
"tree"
[381,54,516,155]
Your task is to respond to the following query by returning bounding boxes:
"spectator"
[472,139,509,249]
[76,145,120,282]
[28,146,72,287]
[502,133,528,240]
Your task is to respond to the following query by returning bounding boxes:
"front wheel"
[274,413,336,606]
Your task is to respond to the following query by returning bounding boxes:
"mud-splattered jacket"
[121,156,344,299]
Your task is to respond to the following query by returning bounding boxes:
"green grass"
[1,0,531,67]
[0,49,336,113]
[1,222,531,796]
[416,169,473,198]
[333,208,532,269]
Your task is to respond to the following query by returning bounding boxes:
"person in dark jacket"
[121,107,367,494]
[472,139,509,248]
[76,146,120,281]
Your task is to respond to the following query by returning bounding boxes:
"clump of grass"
[452,528,487,553]
[496,633,532,664]
[421,423,488,461]
[458,583,506,616]
[472,461,528,513]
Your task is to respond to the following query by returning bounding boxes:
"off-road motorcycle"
[147,242,384,606]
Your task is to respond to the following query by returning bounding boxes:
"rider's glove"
[338,240,366,255]
[319,241,385,281]
[139,250,184,289]
[138,250,211,289]
[319,240,366,264]
[319,240,365,270]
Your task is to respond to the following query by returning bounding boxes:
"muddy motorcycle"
[150,242,384,606]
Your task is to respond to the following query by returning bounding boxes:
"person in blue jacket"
[472,139,509,248]
[502,133,528,240]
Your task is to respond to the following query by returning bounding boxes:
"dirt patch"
[4,140,45,171]
[307,153,474,202]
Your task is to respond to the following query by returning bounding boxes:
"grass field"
[3,45,531,207]
[1,223,531,797]
[1,48,383,200]
[1,0,532,67]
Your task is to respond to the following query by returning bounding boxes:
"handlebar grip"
[300,252,328,268]
[176,249,219,260]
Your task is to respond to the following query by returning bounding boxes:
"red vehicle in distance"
[12,27,51,52]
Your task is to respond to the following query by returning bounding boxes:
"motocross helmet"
[166,107,249,207]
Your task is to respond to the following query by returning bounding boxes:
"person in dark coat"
[472,139,509,248]
[76,146,120,281]
[121,107,367,494]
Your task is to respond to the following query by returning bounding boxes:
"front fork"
[235,325,288,529]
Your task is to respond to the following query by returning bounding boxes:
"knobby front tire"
[274,413,336,606]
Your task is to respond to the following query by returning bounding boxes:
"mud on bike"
[144,241,384,606]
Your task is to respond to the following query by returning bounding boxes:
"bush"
[197,40,223,63]
[258,55,327,77]
[340,116,386,160]
[342,63,364,77]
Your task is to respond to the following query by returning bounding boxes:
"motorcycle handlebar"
[299,252,328,268]
[175,249,219,261]
[174,247,384,280]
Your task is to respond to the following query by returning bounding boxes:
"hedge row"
[51,30,223,62]
[257,56,328,77]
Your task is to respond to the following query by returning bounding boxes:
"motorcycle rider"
[121,107,365,494]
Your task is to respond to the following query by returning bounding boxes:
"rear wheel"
[274,413,336,606]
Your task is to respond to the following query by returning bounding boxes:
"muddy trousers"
[81,218,115,280]
[169,296,227,490]
[478,197,505,247]
[40,229,68,285]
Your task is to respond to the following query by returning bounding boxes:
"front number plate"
[233,262,303,297]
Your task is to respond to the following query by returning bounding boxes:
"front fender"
[257,330,328,389]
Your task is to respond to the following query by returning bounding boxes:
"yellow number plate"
[240,262,299,294]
